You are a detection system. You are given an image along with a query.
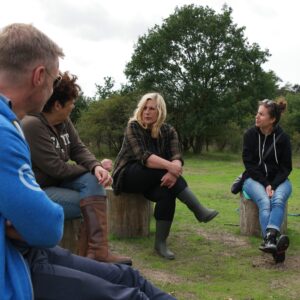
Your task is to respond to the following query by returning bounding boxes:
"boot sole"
[259,245,277,254]
[202,211,219,223]
[273,235,289,263]
[276,235,289,254]
[102,260,133,266]
[90,257,133,266]
[155,248,175,260]
[272,252,286,263]
[117,260,133,266]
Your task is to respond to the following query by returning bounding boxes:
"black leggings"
[122,163,187,221]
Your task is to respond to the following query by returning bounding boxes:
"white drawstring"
[258,131,280,176]
[258,134,262,165]
[13,120,25,140]
[262,135,268,176]
[273,133,279,164]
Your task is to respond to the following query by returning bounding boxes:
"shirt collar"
[0,93,12,108]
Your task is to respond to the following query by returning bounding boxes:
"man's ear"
[32,66,46,87]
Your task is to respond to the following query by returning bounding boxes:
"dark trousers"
[26,246,176,300]
[122,163,187,221]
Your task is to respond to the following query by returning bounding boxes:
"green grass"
[110,153,300,300]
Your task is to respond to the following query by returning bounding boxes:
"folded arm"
[0,125,64,247]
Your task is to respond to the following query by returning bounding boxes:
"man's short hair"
[0,23,64,72]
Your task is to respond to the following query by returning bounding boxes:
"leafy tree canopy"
[76,92,139,155]
[95,76,116,100]
[125,4,277,152]
[70,92,91,124]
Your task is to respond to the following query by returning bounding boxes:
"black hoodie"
[242,125,292,190]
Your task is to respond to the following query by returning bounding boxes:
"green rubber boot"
[154,220,175,260]
[178,188,219,223]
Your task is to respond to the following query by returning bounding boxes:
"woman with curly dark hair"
[21,71,132,265]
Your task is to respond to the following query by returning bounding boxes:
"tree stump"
[106,188,152,238]
[59,218,81,253]
[240,196,287,237]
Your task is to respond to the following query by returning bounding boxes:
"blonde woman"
[112,92,218,260]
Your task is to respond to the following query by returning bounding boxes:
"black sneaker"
[272,235,289,263]
[272,252,285,263]
[259,231,277,253]
[277,235,289,252]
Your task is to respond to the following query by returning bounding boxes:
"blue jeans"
[243,178,292,237]
[44,172,106,220]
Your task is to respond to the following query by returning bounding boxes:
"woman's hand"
[94,165,113,187]
[161,172,177,188]
[266,185,274,198]
[167,161,182,178]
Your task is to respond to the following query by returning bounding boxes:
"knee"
[254,196,270,211]
[80,173,106,196]
[80,172,99,186]
[158,193,175,206]
[274,190,291,203]
[272,195,288,207]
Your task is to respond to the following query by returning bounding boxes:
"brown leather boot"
[80,196,132,265]
[77,219,88,256]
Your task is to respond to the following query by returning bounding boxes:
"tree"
[125,4,277,153]
[70,93,91,124]
[280,92,300,152]
[76,92,138,155]
[95,76,116,100]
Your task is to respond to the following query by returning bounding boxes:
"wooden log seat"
[240,194,287,237]
[106,188,152,238]
[59,218,81,253]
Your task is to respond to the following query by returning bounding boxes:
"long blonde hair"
[129,92,167,138]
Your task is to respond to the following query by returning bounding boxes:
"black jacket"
[242,125,292,190]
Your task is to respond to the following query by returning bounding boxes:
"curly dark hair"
[42,71,81,112]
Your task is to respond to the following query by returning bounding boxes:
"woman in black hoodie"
[242,98,292,262]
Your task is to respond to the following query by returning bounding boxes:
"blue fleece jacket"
[0,95,64,300]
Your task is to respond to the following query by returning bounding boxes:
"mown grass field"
[110,152,300,300]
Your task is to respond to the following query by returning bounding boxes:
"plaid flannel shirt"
[112,120,183,194]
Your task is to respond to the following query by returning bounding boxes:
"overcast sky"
[1,0,299,97]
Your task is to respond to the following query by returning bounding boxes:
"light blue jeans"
[243,178,292,237]
[44,172,106,220]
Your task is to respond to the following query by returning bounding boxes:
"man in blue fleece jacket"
[0,23,176,300]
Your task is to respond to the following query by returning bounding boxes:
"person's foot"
[87,250,133,265]
[272,235,289,263]
[155,243,175,260]
[272,252,285,263]
[259,231,277,253]
[201,210,219,223]
[277,235,289,253]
